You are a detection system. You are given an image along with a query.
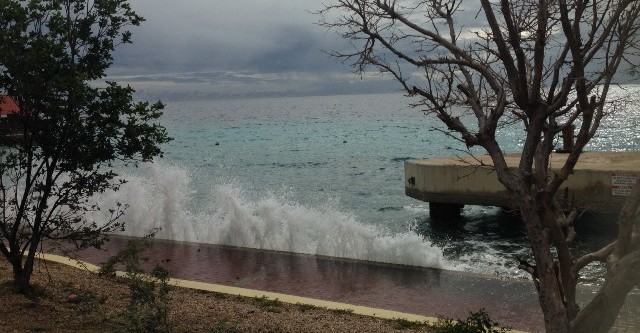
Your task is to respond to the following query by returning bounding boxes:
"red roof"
[0,95,20,116]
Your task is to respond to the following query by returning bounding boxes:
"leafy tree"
[320,1,640,332]
[0,0,170,294]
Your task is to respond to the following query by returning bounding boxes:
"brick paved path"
[58,235,639,333]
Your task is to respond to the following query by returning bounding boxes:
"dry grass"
[0,258,433,332]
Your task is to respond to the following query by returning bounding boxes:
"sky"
[109,0,397,100]
[108,1,638,101]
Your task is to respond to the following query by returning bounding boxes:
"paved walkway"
[54,235,639,333]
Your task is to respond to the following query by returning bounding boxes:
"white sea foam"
[450,241,531,279]
[90,163,447,269]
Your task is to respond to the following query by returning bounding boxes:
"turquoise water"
[93,86,640,283]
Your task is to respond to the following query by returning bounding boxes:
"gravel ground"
[0,258,434,333]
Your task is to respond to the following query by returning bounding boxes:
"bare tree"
[319,1,640,332]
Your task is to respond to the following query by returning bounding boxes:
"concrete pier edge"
[37,252,528,333]
[405,151,640,214]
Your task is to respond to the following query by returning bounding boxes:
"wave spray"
[91,163,447,269]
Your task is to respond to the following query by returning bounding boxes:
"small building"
[0,95,23,142]
[0,94,19,115]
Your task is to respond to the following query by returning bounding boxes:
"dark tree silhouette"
[0,0,171,294]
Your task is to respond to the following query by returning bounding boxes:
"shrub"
[432,309,509,333]
[100,239,171,333]
[392,318,428,330]
[60,282,106,315]
[251,296,283,313]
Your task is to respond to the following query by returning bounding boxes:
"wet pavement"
[52,235,639,333]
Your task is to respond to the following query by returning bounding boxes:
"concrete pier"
[405,151,640,214]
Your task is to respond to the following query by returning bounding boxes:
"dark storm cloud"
[105,1,499,98]
[107,0,396,98]
[108,1,636,99]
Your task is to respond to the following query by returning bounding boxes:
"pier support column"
[429,202,463,220]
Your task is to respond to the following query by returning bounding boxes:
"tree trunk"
[570,252,640,333]
[519,198,571,333]
[14,271,32,295]
[10,255,31,294]
[7,243,35,296]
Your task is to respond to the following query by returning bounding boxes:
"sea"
[91,84,640,285]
